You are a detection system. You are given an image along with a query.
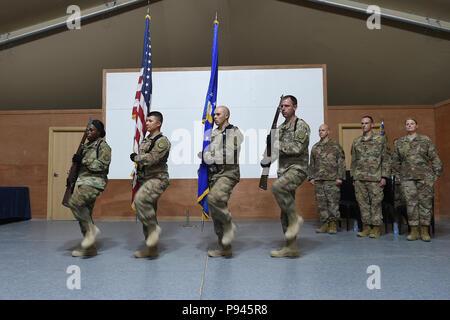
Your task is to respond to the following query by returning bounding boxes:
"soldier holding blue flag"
[201,106,243,257]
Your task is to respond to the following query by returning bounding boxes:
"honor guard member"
[393,118,443,241]
[308,124,346,234]
[267,95,310,258]
[351,115,391,238]
[202,106,243,258]
[69,120,111,257]
[130,111,171,258]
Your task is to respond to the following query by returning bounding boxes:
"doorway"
[47,127,84,220]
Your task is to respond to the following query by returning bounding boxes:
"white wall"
[105,66,325,179]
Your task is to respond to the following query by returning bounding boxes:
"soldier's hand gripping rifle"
[62,117,93,207]
[259,95,284,190]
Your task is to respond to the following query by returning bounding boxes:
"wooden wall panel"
[0,110,102,219]
[327,105,447,219]
[2,105,447,221]
[434,100,450,220]
[327,106,436,146]
[94,178,317,221]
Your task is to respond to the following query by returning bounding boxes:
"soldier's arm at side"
[428,140,443,180]
[82,143,111,172]
[381,136,392,180]
[308,146,316,184]
[337,143,346,182]
[392,141,401,182]
[350,140,356,179]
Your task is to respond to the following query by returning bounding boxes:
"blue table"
[0,187,31,220]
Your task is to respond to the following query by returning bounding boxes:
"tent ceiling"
[1,0,449,35]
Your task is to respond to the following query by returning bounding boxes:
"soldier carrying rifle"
[68,120,111,257]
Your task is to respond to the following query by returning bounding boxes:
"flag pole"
[199,12,219,232]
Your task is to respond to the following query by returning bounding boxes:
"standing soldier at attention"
[130,111,171,258]
[267,95,310,258]
[69,120,111,257]
[393,118,443,242]
[202,105,243,258]
[351,115,391,239]
[308,124,346,234]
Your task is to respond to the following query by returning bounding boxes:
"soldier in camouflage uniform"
[351,115,391,239]
[308,124,346,234]
[69,120,111,257]
[130,111,171,258]
[265,95,310,258]
[393,118,443,242]
[202,106,243,258]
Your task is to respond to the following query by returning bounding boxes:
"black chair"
[339,171,362,231]
[395,204,408,234]
[381,176,397,234]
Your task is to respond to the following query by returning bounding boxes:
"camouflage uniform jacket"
[135,133,171,184]
[393,134,443,181]
[276,116,310,175]
[308,139,346,181]
[77,138,111,191]
[350,133,391,181]
[203,124,243,182]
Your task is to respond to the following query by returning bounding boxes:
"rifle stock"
[259,95,284,190]
[62,118,94,207]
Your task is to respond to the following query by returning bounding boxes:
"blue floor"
[0,219,449,300]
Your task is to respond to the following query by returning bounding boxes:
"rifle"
[62,117,94,207]
[259,95,284,190]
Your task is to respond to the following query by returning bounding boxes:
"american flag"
[131,14,152,210]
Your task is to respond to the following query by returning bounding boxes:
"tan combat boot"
[134,245,158,258]
[285,215,304,240]
[222,223,236,246]
[208,244,232,258]
[146,225,162,248]
[357,225,371,237]
[72,244,98,257]
[81,222,100,249]
[407,226,420,241]
[420,226,431,242]
[328,221,337,234]
[369,225,381,238]
[316,222,328,233]
[270,238,299,258]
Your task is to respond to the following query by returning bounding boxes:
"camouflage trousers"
[68,184,101,236]
[354,180,384,226]
[207,176,238,242]
[394,182,406,209]
[400,179,434,226]
[271,167,307,234]
[134,177,169,239]
[314,180,340,223]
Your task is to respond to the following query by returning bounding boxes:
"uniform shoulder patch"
[296,130,307,143]
[154,137,169,152]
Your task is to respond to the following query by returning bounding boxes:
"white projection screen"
[104,65,326,179]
